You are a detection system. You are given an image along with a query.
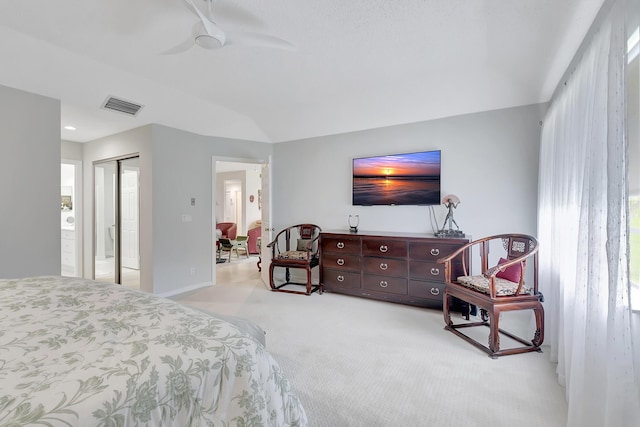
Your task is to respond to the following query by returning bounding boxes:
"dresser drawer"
[321,236,361,255]
[409,241,462,261]
[408,280,444,301]
[362,239,407,258]
[322,253,360,272]
[363,275,407,295]
[363,256,406,277]
[319,231,468,309]
[409,260,466,281]
[409,261,444,281]
[322,269,360,289]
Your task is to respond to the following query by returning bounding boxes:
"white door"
[120,167,139,269]
[260,161,273,286]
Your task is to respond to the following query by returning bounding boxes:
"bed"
[0,276,307,426]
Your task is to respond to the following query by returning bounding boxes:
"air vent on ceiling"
[101,96,144,117]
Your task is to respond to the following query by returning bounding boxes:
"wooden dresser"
[320,230,469,308]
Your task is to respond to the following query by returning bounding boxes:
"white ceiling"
[0,0,604,143]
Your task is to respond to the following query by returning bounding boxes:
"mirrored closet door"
[94,156,140,289]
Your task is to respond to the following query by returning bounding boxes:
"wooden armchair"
[437,234,543,358]
[268,224,322,295]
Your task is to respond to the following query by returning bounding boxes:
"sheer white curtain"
[538,1,640,426]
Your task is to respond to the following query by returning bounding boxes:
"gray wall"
[272,104,545,243]
[0,84,60,278]
[82,126,154,291]
[61,139,82,160]
[79,123,272,296]
[149,125,272,295]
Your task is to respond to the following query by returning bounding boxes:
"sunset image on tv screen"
[352,150,441,205]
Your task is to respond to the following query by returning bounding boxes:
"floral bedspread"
[0,276,307,426]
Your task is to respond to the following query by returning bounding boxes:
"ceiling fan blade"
[160,37,194,55]
[183,0,226,45]
[226,31,296,51]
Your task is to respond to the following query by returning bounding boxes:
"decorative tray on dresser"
[319,230,469,309]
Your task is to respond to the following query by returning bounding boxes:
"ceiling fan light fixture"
[195,34,224,49]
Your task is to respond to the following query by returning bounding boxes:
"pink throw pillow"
[496,257,524,283]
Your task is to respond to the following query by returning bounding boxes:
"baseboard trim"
[158,281,213,298]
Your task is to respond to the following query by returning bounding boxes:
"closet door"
[94,161,116,284]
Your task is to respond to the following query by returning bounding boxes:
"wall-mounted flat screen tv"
[352,150,441,206]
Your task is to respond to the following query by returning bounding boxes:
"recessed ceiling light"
[64,125,76,131]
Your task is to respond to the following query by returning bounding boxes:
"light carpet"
[176,260,567,427]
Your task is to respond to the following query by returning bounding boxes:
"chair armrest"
[267,240,277,257]
[436,240,475,265]
[445,234,538,297]
[436,240,476,282]
[267,228,288,256]
[267,228,285,248]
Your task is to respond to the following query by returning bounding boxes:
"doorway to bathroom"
[61,159,82,277]
[93,155,140,289]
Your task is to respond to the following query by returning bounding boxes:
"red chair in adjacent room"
[216,222,237,240]
[247,226,262,254]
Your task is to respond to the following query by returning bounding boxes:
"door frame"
[211,155,272,285]
[93,154,140,285]
[61,158,83,277]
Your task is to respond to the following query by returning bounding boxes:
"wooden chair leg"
[443,291,453,327]
[306,267,312,294]
[487,308,500,356]
[532,304,544,346]
[269,264,277,291]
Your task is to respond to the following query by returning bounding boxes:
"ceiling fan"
[164,0,295,54]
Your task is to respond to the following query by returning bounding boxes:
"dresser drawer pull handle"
[430,287,440,296]
[379,263,388,270]
[337,242,345,249]
[379,245,388,253]
[337,258,345,266]
[337,275,345,282]
[430,267,440,276]
[430,248,440,256]
[379,280,388,288]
